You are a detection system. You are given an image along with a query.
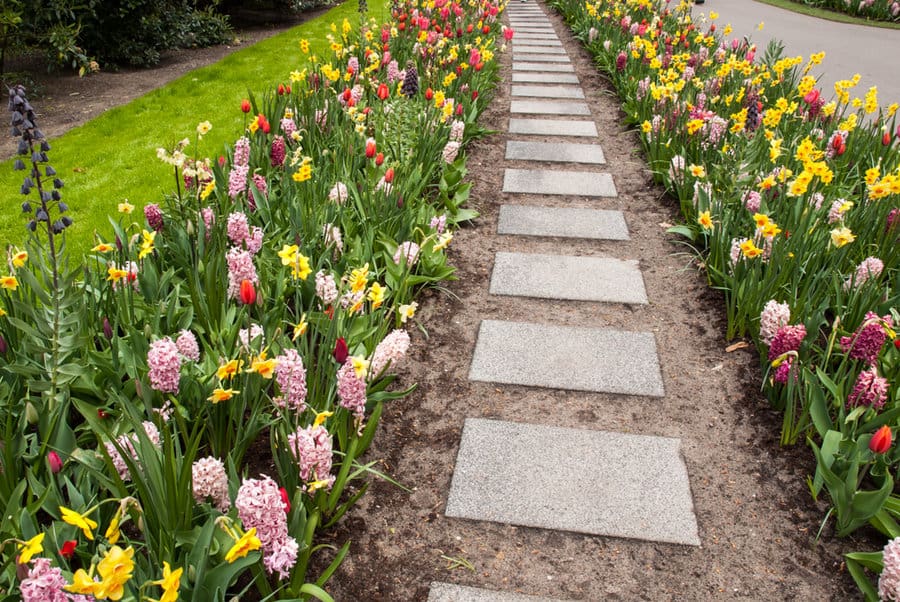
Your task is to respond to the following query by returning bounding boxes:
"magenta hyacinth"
[235,475,298,579]
[144,203,164,232]
[147,337,181,394]
[270,135,286,167]
[767,324,807,361]
[847,366,890,410]
[841,312,892,365]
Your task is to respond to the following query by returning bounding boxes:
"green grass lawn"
[756,0,900,29]
[1,0,388,257]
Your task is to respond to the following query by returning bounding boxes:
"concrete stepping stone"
[510,100,588,116]
[505,140,604,163]
[512,45,567,54]
[468,320,665,396]
[513,27,556,33]
[512,72,579,84]
[513,54,571,63]
[512,62,574,73]
[429,583,570,602]
[508,118,598,137]
[497,205,629,240]
[445,418,699,545]
[512,36,561,43]
[503,168,616,196]
[490,252,647,304]
[511,85,584,99]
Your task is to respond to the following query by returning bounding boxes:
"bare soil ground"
[5,4,881,600]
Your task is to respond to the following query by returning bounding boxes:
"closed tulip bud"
[277,83,286,95]
[871,425,892,454]
[333,337,349,364]
[365,137,377,159]
[25,401,38,425]
[241,99,251,113]
[239,279,257,305]
[103,317,114,340]
[279,486,291,513]
[48,450,63,473]
[425,88,434,101]
[884,131,892,146]
[384,167,394,183]
[377,83,389,100]
[375,152,384,166]
[0,334,7,355]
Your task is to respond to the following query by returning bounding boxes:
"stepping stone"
[513,37,562,45]
[508,118,598,137]
[513,28,556,33]
[512,45,567,54]
[503,168,616,196]
[510,100,588,115]
[446,418,699,545]
[513,54,571,63]
[429,583,570,602]
[513,62,574,73]
[469,320,665,396]
[511,85,584,99]
[497,205,629,240]
[505,140,603,163]
[490,252,647,304]
[512,72,579,84]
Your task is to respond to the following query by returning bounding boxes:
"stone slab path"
[431,1,700,599]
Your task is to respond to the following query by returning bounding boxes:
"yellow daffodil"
[367,282,386,309]
[118,201,134,214]
[96,545,135,601]
[0,276,18,291]
[216,359,243,381]
[196,121,212,136]
[313,410,334,427]
[92,242,114,253]
[152,561,183,602]
[350,355,369,379]
[138,230,156,260]
[291,314,308,340]
[399,302,418,324]
[208,388,239,404]
[225,527,261,563]
[697,211,713,231]
[740,239,762,259]
[65,568,100,596]
[18,532,44,563]
[11,250,27,268]
[60,506,98,540]
[830,227,855,248]
[247,353,277,379]
[349,264,369,293]
[433,232,453,251]
[753,213,770,229]
[689,164,706,178]
[105,514,121,545]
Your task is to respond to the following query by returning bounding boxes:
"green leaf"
[666,225,697,241]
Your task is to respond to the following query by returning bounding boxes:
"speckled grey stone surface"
[512,62,574,73]
[498,205,628,240]
[511,85,584,99]
[512,72,579,84]
[468,320,664,396]
[508,118,597,137]
[489,252,647,304]
[509,100,589,116]
[505,140,604,163]
[513,53,571,62]
[503,168,616,196]
[445,418,699,545]
[512,38,562,46]
[512,45,567,54]
[512,33,559,40]
[428,583,571,602]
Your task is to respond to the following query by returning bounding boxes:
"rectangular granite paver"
[513,45,567,54]
[445,418,699,545]
[469,320,664,396]
[511,85,584,99]
[498,205,629,240]
[508,118,598,137]
[512,62,574,72]
[490,252,647,304]
[512,38,562,45]
[512,72,579,84]
[513,54,571,62]
[428,583,570,602]
[509,100,589,116]
[505,140,604,163]
[513,32,559,38]
[503,168,616,196]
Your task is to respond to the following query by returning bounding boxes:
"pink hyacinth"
[148,337,182,394]
[192,456,231,512]
[809,192,825,210]
[144,203,164,232]
[175,329,200,362]
[370,329,411,377]
[287,424,334,489]
[759,300,791,346]
[442,141,460,164]
[841,312,893,365]
[337,361,367,418]
[105,421,161,481]
[887,208,899,231]
[246,226,264,256]
[200,206,215,236]
[315,270,338,305]
[233,136,251,166]
[847,366,890,410]
[235,476,298,579]
[827,199,847,224]
[768,324,807,361]
[430,214,447,234]
[845,257,884,290]
[880,537,900,601]
[239,324,265,350]
[228,164,249,199]
[252,173,268,199]
[322,224,343,254]
[226,247,258,300]
[20,557,91,602]
[274,348,307,412]
[328,182,349,204]
[227,212,250,246]
[449,120,465,142]
[270,135,286,167]
[393,241,420,266]
[387,60,401,83]
[742,190,761,213]
[280,118,297,139]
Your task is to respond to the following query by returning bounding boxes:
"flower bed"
[548,0,898,598]
[0,0,509,599]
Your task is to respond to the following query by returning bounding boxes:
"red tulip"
[456,103,464,115]
[365,138,377,159]
[384,167,394,183]
[871,425,892,454]
[503,28,514,41]
[884,131,892,146]
[277,83,286,95]
[48,450,63,474]
[803,89,820,105]
[466,23,473,33]
[472,90,479,100]
[60,540,77,559]
[377,83,389,100]
[97,408,108,419]
[240,99,251,113]
[258,115,271,134]
[482,25,490,34]
[895,339,900,349]
[239,279,256,305]
[425,87,434,101]
[279,487,291,514]
[375,152,384,166]
[333,337,349,364]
